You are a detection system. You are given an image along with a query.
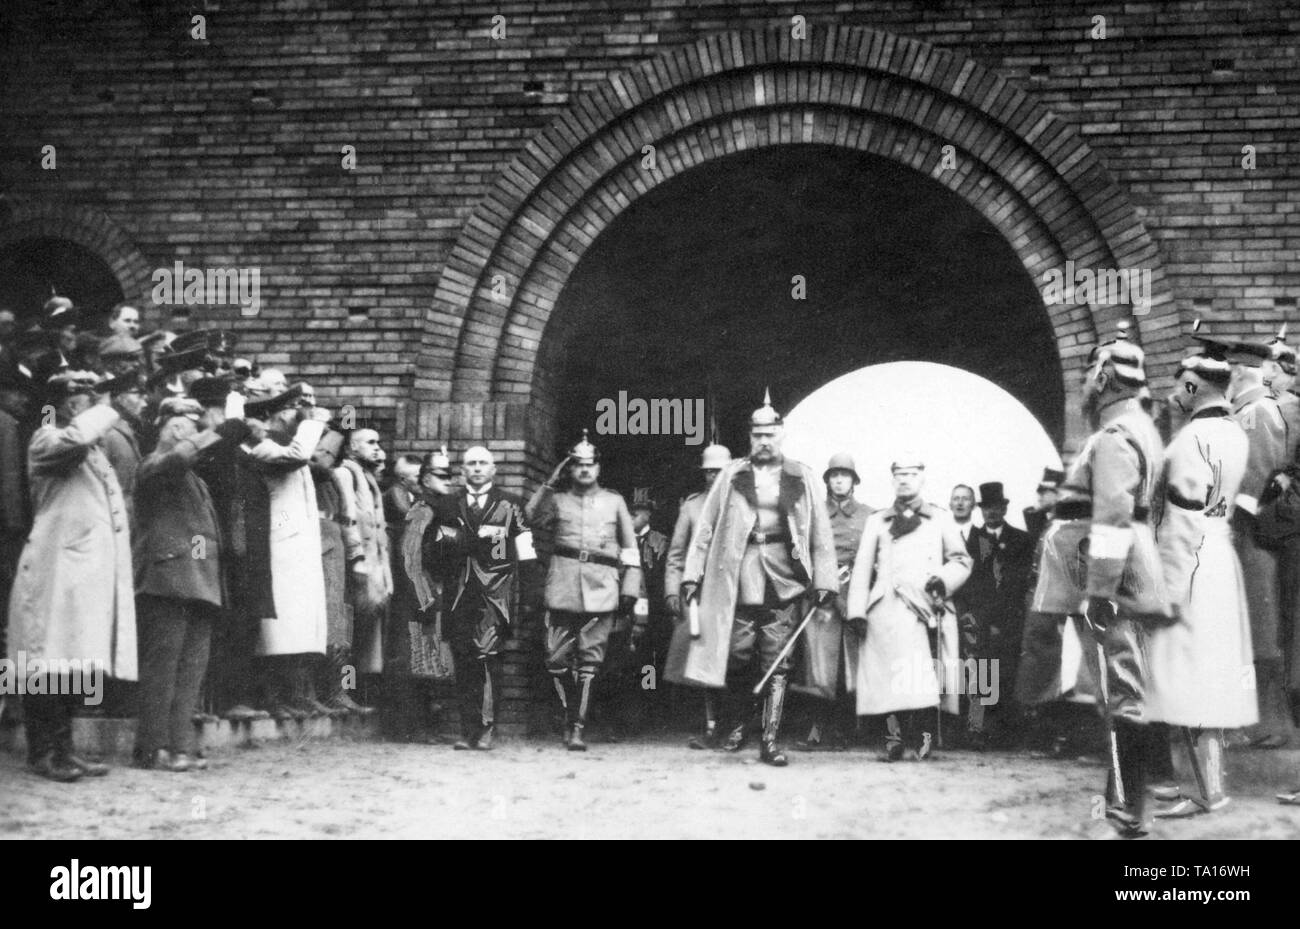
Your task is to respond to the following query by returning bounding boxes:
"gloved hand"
[665,594,681,620]
[681,581,700,605]
[923,576,946,601]
[619,594,637,614]
[848,616,867,638]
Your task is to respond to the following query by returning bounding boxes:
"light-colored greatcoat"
[679,457,838,689]
[1148,406,1257,728]
[7,405,137,680]
[845,502,971,715]
[253,420,328,657]
[336,457,392,671]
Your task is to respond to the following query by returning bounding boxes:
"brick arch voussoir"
[420,26,1177,406]
[0,199,154,304]
[455,87,1110,400]
[489,106,1101,403]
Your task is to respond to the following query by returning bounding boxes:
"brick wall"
[2,0,1296,732]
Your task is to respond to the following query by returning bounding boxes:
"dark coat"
[446,485,532,627]
[961,523,1033,660]
[193,438,275,621]
[133,428,229,608]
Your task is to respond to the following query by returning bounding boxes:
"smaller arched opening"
[0,235,125,328]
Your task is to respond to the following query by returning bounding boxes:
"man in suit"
[663,443,731,748]
[440,446,535,750]
[959,481,1032,749]
[680,392,838,767]
[133,396,252,771]
[525,431,642,752]
[950,484,977,546]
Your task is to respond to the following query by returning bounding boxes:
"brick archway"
[0,198,155,307]
[408,25,1177,467]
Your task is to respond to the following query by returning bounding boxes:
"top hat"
[977,481,1009,507]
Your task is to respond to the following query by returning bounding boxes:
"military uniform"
[680,394,838,766]
[1231,377,1292,745]
[1031,329,1168,835]
[524,434,641,749]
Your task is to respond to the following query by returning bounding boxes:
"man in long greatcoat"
[1148,340,1255,818]
[8,372,136,781]
[846,454,971,761]
[663,443,731,748]
[680,392,838,766]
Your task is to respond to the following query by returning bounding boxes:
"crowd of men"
[2,295,1300,839]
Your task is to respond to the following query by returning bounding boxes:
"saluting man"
[663,443,731,748]
[845,453,971,762]
[524,431,642,751]
[679,392,838,767]
[1031,323,1169,838]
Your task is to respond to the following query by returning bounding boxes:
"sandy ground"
[3,734,1300,840]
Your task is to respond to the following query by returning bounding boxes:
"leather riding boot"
[1248,659,1291,747]
[759,675,789,767]
[552,673,574,746]
[569,672,593,752]
[1106,720,1150,837]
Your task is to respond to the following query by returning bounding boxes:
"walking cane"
[752,604,820,696]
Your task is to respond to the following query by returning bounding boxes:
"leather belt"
[552,544,619,569]
[748,529,791,545]
[1054,501,1150,523]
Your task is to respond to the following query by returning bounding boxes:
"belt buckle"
[577,549,589,563]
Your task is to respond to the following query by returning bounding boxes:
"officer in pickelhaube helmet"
[524,429,642,751]
[678,390,838,767]
[1263,323,1300,458]
[1030,321,1170,837]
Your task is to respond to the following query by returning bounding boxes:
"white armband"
[620,547,640,568]
[514,530,536,561]
[1087,524,1134,560]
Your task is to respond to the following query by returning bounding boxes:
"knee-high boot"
[760,675,789,767]
[1106,719,1150,836]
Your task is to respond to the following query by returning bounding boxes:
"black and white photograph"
[0,0,1297,876]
